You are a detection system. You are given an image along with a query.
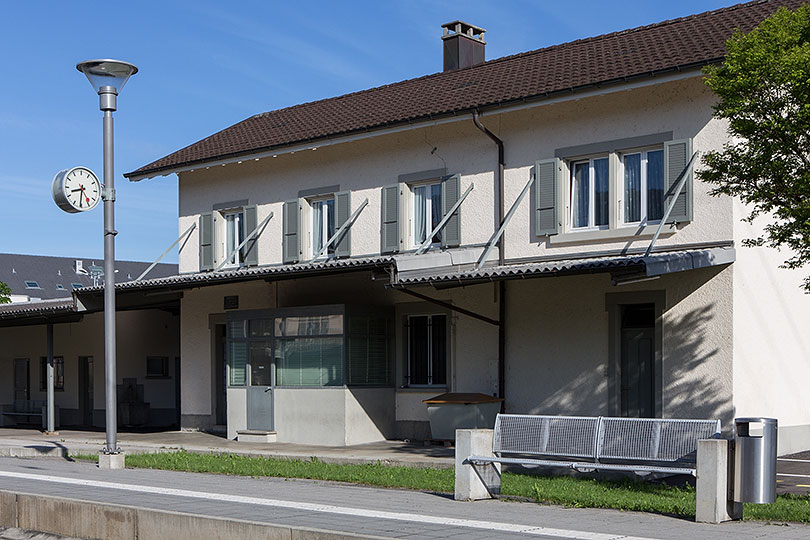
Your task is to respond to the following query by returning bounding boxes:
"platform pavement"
[1,456,809,540]
[0,428,454,468]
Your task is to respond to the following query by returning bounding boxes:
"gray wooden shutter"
[535,158,559,236]
[380,184,400,254]
[664,138,693,223]
[282,200,299,264]
[334,191,351,259]
[243,205,258,267]
[441,174,461,248]
[199,212,214,271]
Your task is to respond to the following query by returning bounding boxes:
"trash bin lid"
[422,393,504,405]
[735,417,777,424]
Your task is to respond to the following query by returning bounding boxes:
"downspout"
[472,111,506,406]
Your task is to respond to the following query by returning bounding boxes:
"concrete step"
[236,430,277,443]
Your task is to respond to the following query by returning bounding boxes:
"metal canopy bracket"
[415,183,474,255]
[307,198,369,263]
[476,170,535,270]
[644,152,698,258]
[135,223,197,282]
[215,212,274,272]
[394,286,500,327]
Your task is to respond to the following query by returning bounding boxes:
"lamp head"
[76,59,138,94]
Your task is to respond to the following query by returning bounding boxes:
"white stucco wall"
[176,75,733,275]
[506,266,735,428]
[732,202,810,455]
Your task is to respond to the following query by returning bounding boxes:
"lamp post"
[76,59,138,466]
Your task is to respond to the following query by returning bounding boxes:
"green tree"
[0,281,10,304]
[700,5,810,291]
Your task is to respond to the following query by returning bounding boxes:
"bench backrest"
[493,414,721,464]
[12,399,45,413]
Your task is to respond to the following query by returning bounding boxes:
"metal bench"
[468,413,721,477]
[1,400,58,430]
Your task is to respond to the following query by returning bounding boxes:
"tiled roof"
[126,0,803,180]
[0,253,177,301]
[0,298,75,320]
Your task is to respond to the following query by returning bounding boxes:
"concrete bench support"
[696,438,742,523]
[455,429,501,501]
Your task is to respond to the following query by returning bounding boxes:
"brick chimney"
[442,21,486,71]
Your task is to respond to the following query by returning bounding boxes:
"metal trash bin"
[734,417,778,504]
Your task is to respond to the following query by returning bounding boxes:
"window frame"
[220,208,246,268]
[409,180,443,249]
[146,356,170,379]
[308,195,336,260]
[569,155,610,231]
[404,313,448,388]
[619,146,665,227]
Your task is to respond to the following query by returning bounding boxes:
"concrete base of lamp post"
[98,451,125,470]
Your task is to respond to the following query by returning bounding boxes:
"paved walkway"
[0,428,454,468]
[0,456,808,540]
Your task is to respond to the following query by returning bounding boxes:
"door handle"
[264,388,272,393]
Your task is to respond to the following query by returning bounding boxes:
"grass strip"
[70,450,810,523]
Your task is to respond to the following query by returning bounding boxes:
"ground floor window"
[406,314,447,386]
[39,356,64,391]
[227,308,391,388]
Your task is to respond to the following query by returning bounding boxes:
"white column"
[696,438,743,523]
[454,429,500,501]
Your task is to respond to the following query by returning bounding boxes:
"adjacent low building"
[0,254,179,429]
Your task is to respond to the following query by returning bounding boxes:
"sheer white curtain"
[414,185,427,243]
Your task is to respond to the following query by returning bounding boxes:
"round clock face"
[52,167,101,213]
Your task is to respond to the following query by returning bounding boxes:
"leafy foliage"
[700,5,810,291]
[0,281,10,304]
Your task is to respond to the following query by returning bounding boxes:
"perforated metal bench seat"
[467,414,721,478]
[467,455,697,476]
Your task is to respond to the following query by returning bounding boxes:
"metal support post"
[476,171,535,270]
[214,212,274,271]
[415,184,474,255]
[46,323,55,433]
[135,222,196,281]
[101,87,119,455]
[644,152,698,257]
[307,199,369,263]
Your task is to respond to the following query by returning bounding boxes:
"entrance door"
[214,324,227,426]
[620,304,655,418]
[246,341,273,431]
[13,359,29,402]
[79,356,94,427]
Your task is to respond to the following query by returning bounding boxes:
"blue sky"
[0,0,735,264]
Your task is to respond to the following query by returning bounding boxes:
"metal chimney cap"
[441,21,486,44]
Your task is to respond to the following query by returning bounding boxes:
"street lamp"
[77,59,138,467]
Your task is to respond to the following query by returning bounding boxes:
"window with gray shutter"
[243,205,258,266]
[283,200,299,264]
[663,138,693,223]
[199,212,214,271]
[380,184,400,254]
[535,158,559,236]
[334,191,351,258]
[440,174,461,248]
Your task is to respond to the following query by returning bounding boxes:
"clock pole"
[101,85,118,457]
[76,60,138,469]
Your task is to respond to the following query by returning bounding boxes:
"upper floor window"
[412,182,442,247]
[570,157,609,230]
[622,149,664,225]
[223,209,245,267]
[310,197,335,259]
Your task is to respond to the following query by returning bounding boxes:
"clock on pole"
[52,166,102,213]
